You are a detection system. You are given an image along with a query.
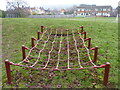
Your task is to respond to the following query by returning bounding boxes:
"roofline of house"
[77,5,112,8]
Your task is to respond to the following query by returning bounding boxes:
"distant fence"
[28,15,75,18]
[6,14,20,18]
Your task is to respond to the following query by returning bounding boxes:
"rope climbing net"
[5,26,110,86]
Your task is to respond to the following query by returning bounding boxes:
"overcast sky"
[0,0,119,10]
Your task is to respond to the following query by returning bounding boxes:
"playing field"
[2,17,118,88]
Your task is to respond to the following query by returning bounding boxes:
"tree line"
[1,0,30,18]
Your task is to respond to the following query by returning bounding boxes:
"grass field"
[2,17,118,88]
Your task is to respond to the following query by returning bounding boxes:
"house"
[30,7,45,15]
[38,7,46,14]
[30,7,52,15]
[50,9,60,15]
[30,7,37,14]
[60,9,66,15]
[44,8,52,15]
[75,5,112,17]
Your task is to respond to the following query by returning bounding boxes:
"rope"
[43,29,58,68]
[72,29,83,68]
[67,30,71,69]
[77,28,96,66]
[56,30,63,69]
[18,27,48,64]
[13,62,102,71]
[11,26,99,71]
[30,30,53,67]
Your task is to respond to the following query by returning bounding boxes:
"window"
[81,9,84,11]
[78,9,80,11]
[96,13,101,16]
[108,9,111,11]
[103,13,107,15]
[98,8,102,11]
[81,13,83,15]
[103,9,106,11]
[95,9,98,11]
[85,9,88,11]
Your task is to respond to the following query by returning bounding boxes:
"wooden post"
[5,60,12,84]
[22,45,26,60]
[85,38,91,49]
[103,62,110,86]
[41,26,44,33]
[38,32,40,40]
[31,37,36,47]
[88,38,91,49]
[84,32,86,39]
[94,46,98,62]
[80,26,83,33]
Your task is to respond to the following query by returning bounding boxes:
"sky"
[0,0,119,11]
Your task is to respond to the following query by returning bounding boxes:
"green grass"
[2,17,118,88]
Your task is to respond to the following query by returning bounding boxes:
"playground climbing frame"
[5,25,110,86]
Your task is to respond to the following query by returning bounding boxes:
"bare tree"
[6,0,30,17]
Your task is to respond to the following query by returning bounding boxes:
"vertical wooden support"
[38,32,40,40]
[31,37,36,47]
[84,32,86,39]
[22,45,26,60]
[88,38,91,49]
[5,60,12,84]
[103,62,110,86]
[41,26,44,33]
[80,26,83,33]
[94,46,98,62]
